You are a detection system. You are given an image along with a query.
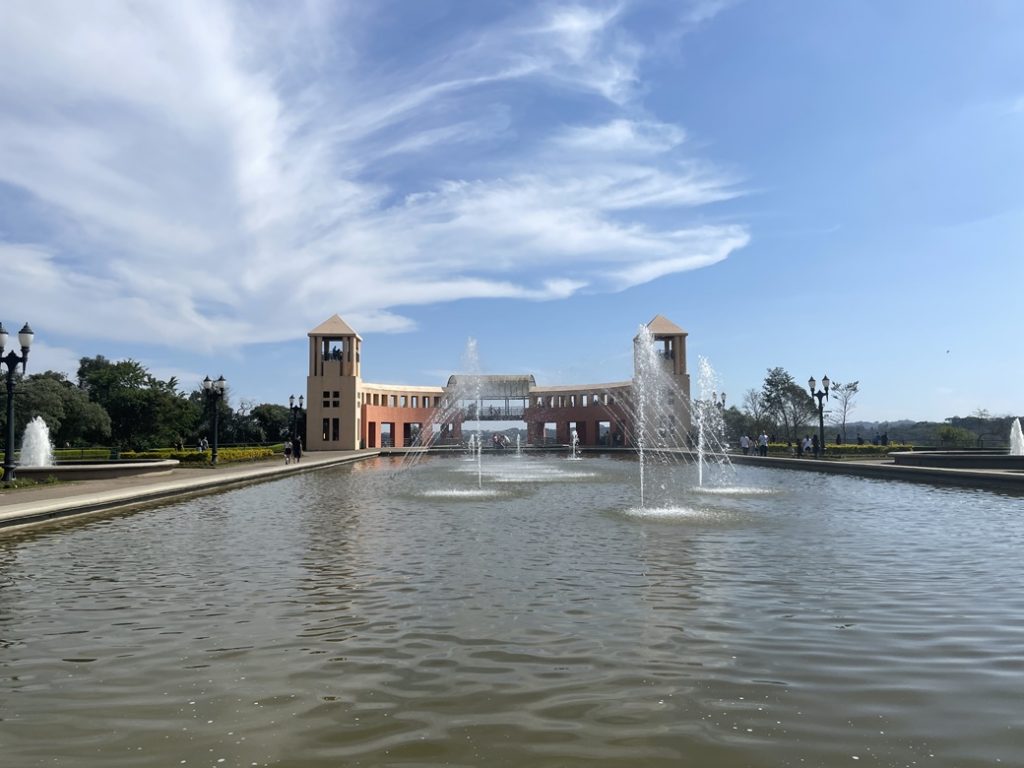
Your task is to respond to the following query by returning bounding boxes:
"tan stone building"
[305,314,690,450]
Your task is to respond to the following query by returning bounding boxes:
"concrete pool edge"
[727,453,1024,491]
[0,450,381,531]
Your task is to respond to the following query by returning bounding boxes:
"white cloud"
[0,0,748,351]
[20,341,82,380]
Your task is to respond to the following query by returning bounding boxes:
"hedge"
[759,442,912,457]
[53,448,111,461]
[121,447,276,464]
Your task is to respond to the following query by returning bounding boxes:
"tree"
[720,405,750,445]
[78,356,200,450]
[1,371,112,448]
[937,424,975,448]
[761,367,791,434]
[761,367,816,442]
[742,388,769,434]
[251,403,292,442]
[828,380,860,443]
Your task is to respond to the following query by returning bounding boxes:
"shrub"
[762,442,911,457]
[121,447,275,464]
[53,448,112,461]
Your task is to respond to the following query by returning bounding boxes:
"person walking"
[811,433,820,459]
[284,437,293,465]
[293,436,302,464]
[758,431,769,457]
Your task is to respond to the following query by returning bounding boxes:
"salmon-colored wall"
[362,405,440,447]
[524,403,632,446]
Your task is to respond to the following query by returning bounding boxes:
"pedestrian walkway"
[0,450,380,530]
[729,453,1024,491]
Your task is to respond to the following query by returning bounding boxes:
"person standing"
[740,434,750,455]
[758,431,769,457]
[811,433,820,459]
[293,436,302,464]
[284,438,293,465]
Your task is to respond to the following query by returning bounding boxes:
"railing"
[462,405,527,421]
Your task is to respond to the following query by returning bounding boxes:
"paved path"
[728,453,1024,491]
[0,450,380,531]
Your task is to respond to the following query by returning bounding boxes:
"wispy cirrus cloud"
[0,0,746,352]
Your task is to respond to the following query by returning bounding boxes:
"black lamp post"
[1,322,34,483]
[288,394,304,440]
[808,375,830,459]
[712,391,726,410]
[202,375,226,464]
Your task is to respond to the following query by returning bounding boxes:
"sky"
[1,0,1022,423]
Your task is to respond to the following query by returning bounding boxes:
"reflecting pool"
[2,455,1022,767]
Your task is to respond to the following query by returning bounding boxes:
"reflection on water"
[1,455,1022,767]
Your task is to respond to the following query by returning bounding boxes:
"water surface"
[2,455,1022,766]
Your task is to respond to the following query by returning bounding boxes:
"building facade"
[305,314,690,451]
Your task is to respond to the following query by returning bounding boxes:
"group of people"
[738,432,770,457]
[283,436,303,465]
[797,434,821,458]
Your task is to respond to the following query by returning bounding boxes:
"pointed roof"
[646,314,686,335]
[308,314,361,338]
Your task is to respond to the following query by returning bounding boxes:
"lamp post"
[712,391,726,410]
[1,323,34,483]
[808,375,829,459]
[202,375,226,464]
[288,394,304,440]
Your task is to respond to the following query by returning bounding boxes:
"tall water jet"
[568,428,581,460]
[515,434,522,458]
[1011,418,1024,456]
[631,324,689,504]
[20,416,55,467]
[476,430,483,488]
[694,357,730,487]
[632,325,654,506]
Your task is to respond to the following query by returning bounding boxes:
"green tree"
[251,403,292,441]
[720,405,751,445]
[761,367,816,442]
[77,356,200,450]
[937,424,975,448]
[19,371,112,446]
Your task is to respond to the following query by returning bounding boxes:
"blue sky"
[2,0,1021,422]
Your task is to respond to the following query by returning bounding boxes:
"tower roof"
[308,314,361,338]
[645,315,686,335]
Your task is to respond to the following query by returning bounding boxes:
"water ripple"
[1,456,1022,766]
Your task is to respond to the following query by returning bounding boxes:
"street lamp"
[202,375,227,464]
[1,322,34,482]
[712,391,726,410]
[288,394,304,439]
[808,375,830,459]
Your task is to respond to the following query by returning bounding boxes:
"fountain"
[1011,418,1024,456]
[629,326,738,506]
[399,326,740,507]
[12,416,177,482]
[20,416,54,467]
[567,428,581,460]
[693,357,733,487]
